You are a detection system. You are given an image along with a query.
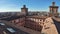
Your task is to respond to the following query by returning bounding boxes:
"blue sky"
[0,0,60,12]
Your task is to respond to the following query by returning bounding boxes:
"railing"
[52,17,60,22]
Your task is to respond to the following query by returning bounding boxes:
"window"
[36,19,38,22]
[16,19,19,23]
[33,19,36,21]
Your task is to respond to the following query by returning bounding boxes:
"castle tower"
[21,5,28,15]
[49,2,59,17]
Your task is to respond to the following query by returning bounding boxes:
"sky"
[0,0,60,12]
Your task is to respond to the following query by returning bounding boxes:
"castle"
[1,2,59,34]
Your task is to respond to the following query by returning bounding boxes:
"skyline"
[0,0,60,12]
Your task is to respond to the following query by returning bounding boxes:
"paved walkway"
[41,17,58,34]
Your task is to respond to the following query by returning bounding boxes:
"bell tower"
[49,2,59,17]
[21,5,28,15]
